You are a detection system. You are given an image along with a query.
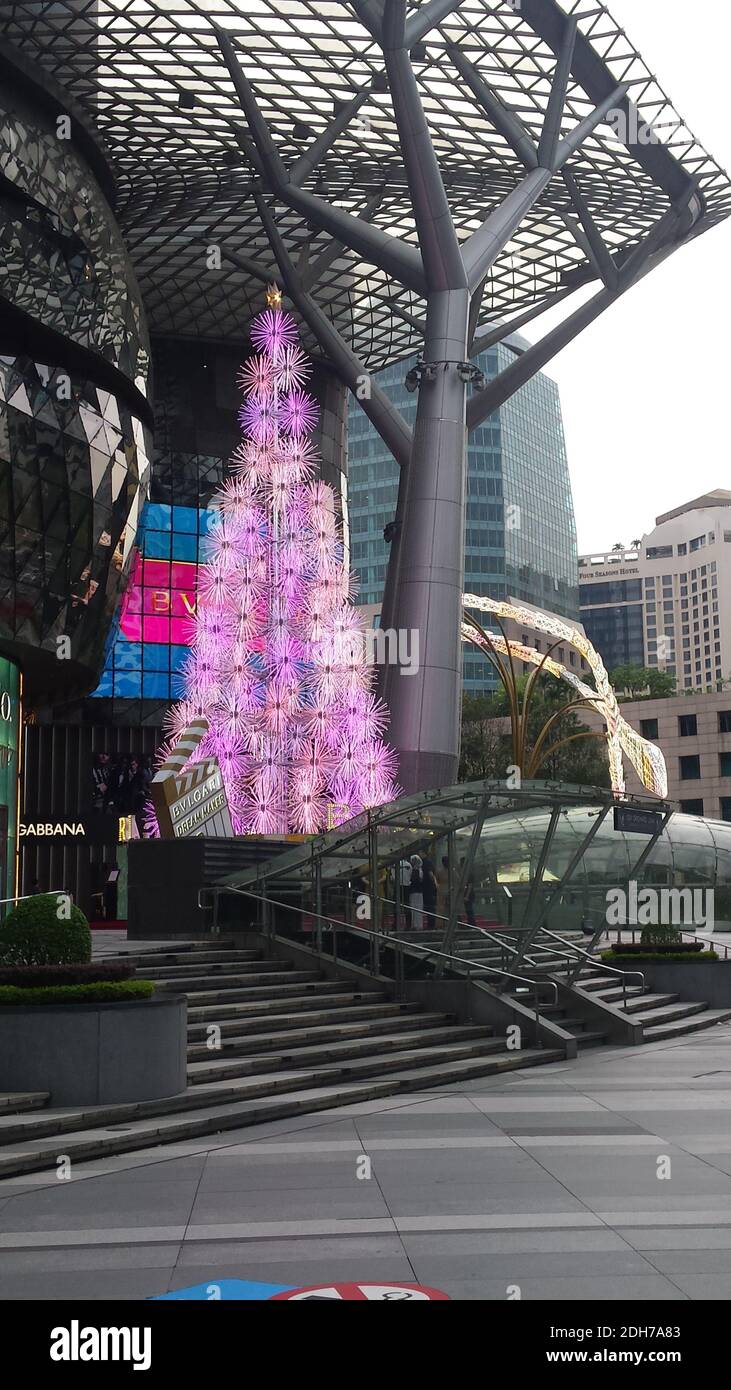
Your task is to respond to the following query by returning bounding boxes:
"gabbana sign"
[20,822,86,837]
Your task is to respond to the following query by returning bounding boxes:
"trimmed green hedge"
[0,962,134,987]
[0,894,91,966]
[602,951,718,964]
[0,980,155,1006]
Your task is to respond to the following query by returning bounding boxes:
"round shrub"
[0,894,91,966]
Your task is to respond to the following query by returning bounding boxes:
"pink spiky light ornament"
[152,285,399,836]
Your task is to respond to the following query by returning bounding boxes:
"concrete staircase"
[573,962,731,1040]
[395,926,611,1049]
[395,925,731,1046]
[0,941,564,1179]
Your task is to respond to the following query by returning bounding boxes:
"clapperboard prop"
[151,717,233,839]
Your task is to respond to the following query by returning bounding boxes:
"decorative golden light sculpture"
[462,594,668,799]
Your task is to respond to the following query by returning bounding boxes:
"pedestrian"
[398,858,412,929]
[409,854,424,930]
[422,856,438,929]
[436,855,449,923]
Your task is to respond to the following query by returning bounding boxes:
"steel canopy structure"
[3,1,728,358]
[4,0,731,795]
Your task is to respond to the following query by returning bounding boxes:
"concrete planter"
[0,995,187,1106]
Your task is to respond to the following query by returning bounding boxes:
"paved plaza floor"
[2,1024,731,1301]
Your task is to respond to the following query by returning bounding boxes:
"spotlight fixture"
[404,365,421,393]
[178,91,196,110]
[405,360,440,391]
[457,361,486,390]
[222,150,241,168]
[410,42,428,63]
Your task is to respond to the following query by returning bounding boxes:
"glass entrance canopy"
[214,780,731,934]
[217,778,726,888]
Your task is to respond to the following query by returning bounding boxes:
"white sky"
[523,0,731,553]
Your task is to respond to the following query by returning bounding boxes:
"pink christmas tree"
[155,287,399,836]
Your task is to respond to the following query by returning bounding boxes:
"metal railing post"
[314,854,323,958]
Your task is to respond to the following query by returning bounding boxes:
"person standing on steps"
[409,854,424,930]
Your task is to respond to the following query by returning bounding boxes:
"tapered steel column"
[381,287,470,793]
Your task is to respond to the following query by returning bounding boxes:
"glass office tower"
[348,339,579,693]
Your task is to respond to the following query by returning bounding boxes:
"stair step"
[160,972,325,999]
[587,984,655,1005]
[616,992,680,1014]
[579,975,629,991]
[643,1008,731,1041]
[187,990,389,1025]
[143,960,291,980]
[187,999,422,1038]
[0,1050,564,1179]
[574,1030,610,1048]
[186,1010,455,1059]
[187,1026,500,1082]
[629,1000,710,1026]
[122,949,262,968]
[0,1092,49,1115]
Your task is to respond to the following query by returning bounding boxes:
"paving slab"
[2,1026,731,1298]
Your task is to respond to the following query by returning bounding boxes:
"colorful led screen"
[92,502,214,701]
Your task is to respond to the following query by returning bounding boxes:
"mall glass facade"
[0,655,21,907]
[0,58,151,702]
[348,342,578,693]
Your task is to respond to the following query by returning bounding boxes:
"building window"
[678,714,698,737]
[721,753,731,778]
[646,545,673,560]
[721,798,731,822]
[719,711,731,734]
[680,755,701,780]
[680,799,704,816]
[640,718,658,740]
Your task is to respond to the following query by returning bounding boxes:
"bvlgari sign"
[152,717,233,839]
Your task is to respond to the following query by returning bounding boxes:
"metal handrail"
[375,892,608,977]
[207,883,560,1037]
[538,925,645,1006]
[0,889,69,905]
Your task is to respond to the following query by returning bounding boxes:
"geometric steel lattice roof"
[4,0,731,369]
